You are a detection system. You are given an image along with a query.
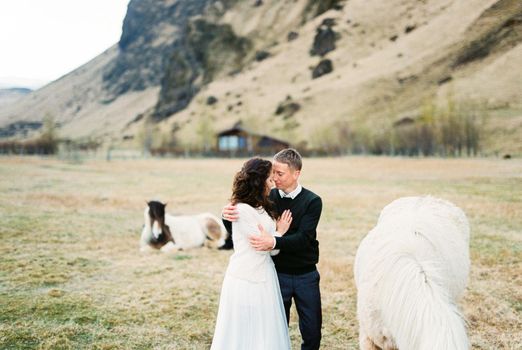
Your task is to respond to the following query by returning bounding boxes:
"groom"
[222,148,323,350]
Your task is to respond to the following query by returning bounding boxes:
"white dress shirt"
[278,183,302,199]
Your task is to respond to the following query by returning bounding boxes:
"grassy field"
[0,156,520,350]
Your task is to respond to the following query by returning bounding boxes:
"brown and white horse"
[140,201,227,252]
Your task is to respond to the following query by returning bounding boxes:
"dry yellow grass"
[0,156,521,349]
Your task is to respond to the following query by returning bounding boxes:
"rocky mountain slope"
[0,0,520,154]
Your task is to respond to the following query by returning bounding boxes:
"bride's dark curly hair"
[231,157,277,220]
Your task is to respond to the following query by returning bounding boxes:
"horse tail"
[355,196,470,350]
[378,253,469,350]
[199,213,227,247]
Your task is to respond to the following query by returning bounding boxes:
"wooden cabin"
[217,122,289,156]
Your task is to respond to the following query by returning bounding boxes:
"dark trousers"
[277,270,322,350]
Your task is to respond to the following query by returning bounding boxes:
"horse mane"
[147,201,175,246]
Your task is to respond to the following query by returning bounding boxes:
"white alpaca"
[354,196,470,350]
[140,201,227,252]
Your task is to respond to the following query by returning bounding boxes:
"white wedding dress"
[211,203,291,350]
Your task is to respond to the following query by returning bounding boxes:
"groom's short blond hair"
[273,148,302,171]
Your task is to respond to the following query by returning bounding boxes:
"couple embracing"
[211,148,323,350]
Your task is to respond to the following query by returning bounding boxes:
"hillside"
[0,0,520,155]
[0,88,32,109]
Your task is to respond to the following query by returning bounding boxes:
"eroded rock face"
[310,19,338,57]
[153,18,251,120]
[275,96,301,119]
[206,96,218,105]
[102,0,213,99]
[303,0,344,21]
[255,50,271,61]
[101,0,345,121]
[453,2,522,68]
[287,31,299,41]
[312,59,333,79]
[104,0,343,107]
[102,0,251,120]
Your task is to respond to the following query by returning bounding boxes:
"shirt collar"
[278,183,302,199]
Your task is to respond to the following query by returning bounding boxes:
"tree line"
[0,100,486,157]
[309,100,485,157]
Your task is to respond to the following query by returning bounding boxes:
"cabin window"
[238,137,246,148]
[219,135,247,150]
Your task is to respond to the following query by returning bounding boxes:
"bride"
[211,158,292,350]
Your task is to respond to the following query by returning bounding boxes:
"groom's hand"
[221,203,239,222]
[249,224,275,251]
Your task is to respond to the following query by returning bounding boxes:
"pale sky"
[0,0,130,89]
